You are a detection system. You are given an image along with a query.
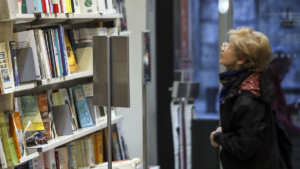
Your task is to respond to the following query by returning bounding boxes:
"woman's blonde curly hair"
[228,27,273,72]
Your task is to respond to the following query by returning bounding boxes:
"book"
[10,112,24,161]
[75,140,82,168]
[20,96,47,147]
[94,106,106,124]
[13,30,42,81]
[66,0,73,13]
[18,0,22,14]
[69,88,79,129]
[67,30,79,64]
[4,111,19,165]
[8,41,20,87]
[0,133,8,168]
[53,29,63,77]
[93,130,103,164]
[41,0,47,12]
[96,0,106,13]
[44,149,56,169]
[52,105,73,136]
[0,0,18,20]
[55,151,59,169]
[78,139,87,167]
[26,0,35,13]
[64,31,79,74]
[82,83,93,97]
[70,142,78,169]
[72,0,81,13]
[61,0,67,13]
[72,86,93,128]
[116,122,129,159]
[38,30,52,79]
[111,124,122,161]
[33,0,43,13]
[79,0,97,13]
[44,30,57,78]
[86,97,95,125]
[22,0,27,13]
[37,94,51,140]
[76,42,93,72]
[66,143,73,169]
[32,153,44,169]
[47,90,58,139]
[52,0,59,13]
[0,112,14,167]
[50,29,61,77]
[59,89,77,130]
[33,30,46,80]
[0,42,15,94]
[55,147,68,169]
[85,137,94,166]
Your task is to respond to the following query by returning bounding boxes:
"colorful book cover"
[37,94,51,140]
[66,0,73,13]
[0,43,15,94]
[22,0,28,13]
[20,96,48,147]
[72,86,93,128]
[64,31,79,74]
[33,0,43,13]
[8,41,20,87]
[93,130,103,164]
[0,112,14,167]
[67,30,78,65]
[10,113,22,161]
[4,111,19,165]
[54,29,63,77]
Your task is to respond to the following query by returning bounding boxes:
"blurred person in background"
[209,27,289,169]
[267,54,300,136]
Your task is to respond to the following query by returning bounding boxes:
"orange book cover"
[10,112,22,161]
[37,94,48,113]
[94,130,104,164]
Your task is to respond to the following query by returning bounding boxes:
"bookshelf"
[14,152,40,166]
[0,14,36,24]
[27,116,123,152]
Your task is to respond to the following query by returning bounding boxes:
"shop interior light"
[218,0,229,14]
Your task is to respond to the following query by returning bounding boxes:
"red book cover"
[55,151,60,169]
[60,0,63,13]
[53,4,59,13]
[41,0,47,13]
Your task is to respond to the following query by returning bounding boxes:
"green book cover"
[4,111,19,165]
[22,0,27,14]
[0,112,14,167]
[21,96,47,147]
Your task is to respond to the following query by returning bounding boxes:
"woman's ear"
[237,58,247,65]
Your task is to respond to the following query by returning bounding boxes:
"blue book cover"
[42,25,68,76]
[33,0,43,13]
[72,86,93,128]
[54,30,63,76]
[9,42,20,87]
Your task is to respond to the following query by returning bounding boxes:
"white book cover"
[0,0,18,20]
[13,30,42,81]
[84,138,94,166]
[79,0,97,14]
[4,42,16,92]
[50,29,61,77]
[0,135,7,168]
[76,42,93,72]
[55,147,68,169]
[45,0,50,13]
[44,149,56,169]
[96,0,106,13]
[34,30,46,79]
[0,43,15,94]
[32,153,45,169]
[39,30,52,79]
[72,0,81,13]
[107,0,113,14]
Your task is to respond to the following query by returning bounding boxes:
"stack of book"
[0,82,131,168]
[0,23,118,95]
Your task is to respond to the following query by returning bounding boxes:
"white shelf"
[27,116,123,152]
[13,152,39,167]
[119,31,132,36]
[15,83,36,92]
[0,14,36,24]
[64,71,93,81]
[136,164,143,169]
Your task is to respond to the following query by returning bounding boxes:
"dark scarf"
[219,70,247,103]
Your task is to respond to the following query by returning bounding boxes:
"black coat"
[214,71,286,169]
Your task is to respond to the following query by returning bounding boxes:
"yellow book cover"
[94,130,103,164]
[9,113,21,161]
[66,0,73,13]
[0,112,14,167]
[64,31,79,73]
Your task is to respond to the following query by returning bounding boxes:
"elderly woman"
[210,27,287,169]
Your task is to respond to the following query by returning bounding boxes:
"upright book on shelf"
[44,149,56,169]
[10,112,26,160]
[79,0,97,13]
[64,31,79,74]
[4,111,19,165]
[72,86,93,128]
[13,30,42,82]
[20,96,48,147]
[0,112,14,167]
[8,41,20,87]
[0,42,15,94]
[0,0,18,20]
[37,94,51,140]
[33,0,43,13]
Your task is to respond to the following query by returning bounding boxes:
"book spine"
[70,142,78,169]
[72,0,80,14]
[41,0,47,12]
[10,114,21,161]
[34,30,46,79]
[26,0,35,14]
[18,0,22,14]
[9,42,20,87]
[64,31,79,74]
[39,30,51,79]
[79,139,87,167]
[0,112,14,167]
[22,0,28,14]
[50,30,60,77]
[0,44,14,94]
[59,0,64,13]
[69,88,79,129]
[66,0,72,13]
[33,0,43,13]
[45,30,57,78]
[70,0,75,13]
[45,0,50,12]
[55,151,60,169]
[57,26,68,76]
[51,0,59,13]
[4,111,18,165]
[67,30,78,64]
[43,31,54,78]
[54,30,63,77]
[4,42,16,92]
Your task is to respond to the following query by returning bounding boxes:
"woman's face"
[219,42,242,70]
